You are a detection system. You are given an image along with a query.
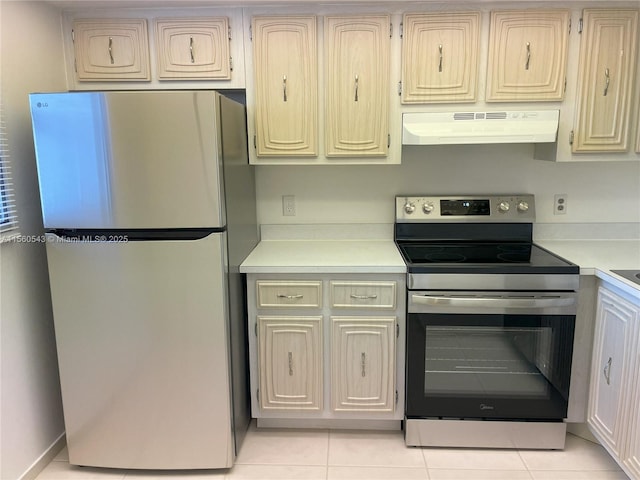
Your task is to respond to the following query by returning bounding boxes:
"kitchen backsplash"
[255,143,640,225]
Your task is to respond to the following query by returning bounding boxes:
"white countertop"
[239,223,640,298]
[239,239,406,274]
[240,224,406,274]
[536,239,640,300]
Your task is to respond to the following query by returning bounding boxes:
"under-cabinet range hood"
[402,110,559,145]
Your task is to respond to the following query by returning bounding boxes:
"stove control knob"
[404,202,416,214]
[517,201,529,212]
[422,202,434,214]
[498,201,510,212]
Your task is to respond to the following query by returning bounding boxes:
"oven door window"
[406,314,575,420]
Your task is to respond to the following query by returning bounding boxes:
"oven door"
[406,291,576,421]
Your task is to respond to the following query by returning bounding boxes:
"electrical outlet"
[554,194,567,215]
[282,195,296,216]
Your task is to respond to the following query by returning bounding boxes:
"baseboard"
[256,418,402,430]
[19,433,66,480]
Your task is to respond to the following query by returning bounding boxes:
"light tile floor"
[36,423,629,480]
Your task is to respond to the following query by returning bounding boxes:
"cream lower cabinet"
[588,285,640,479]
[258,316,323,411]
[331,317,396,412]
[247,274,405,426]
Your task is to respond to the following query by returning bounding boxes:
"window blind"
[0,104,19,236]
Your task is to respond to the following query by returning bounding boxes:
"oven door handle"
[411,294,575,309]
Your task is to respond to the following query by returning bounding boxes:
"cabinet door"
[155,18,231,80]
[623,347,640,479]
[258,316,322,411]
[252,16,317,157]
[486,10,569,102]
[401,12,480,103]
[588,288,638,457]
[72,19,150,81]
[331,317,396,412]
[325,15,390,157]
[573,9,639,152]
[636,109,640,153]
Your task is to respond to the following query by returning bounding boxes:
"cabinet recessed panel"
[252,16,318,157]
[588,288,637,456]
[573,9,639,152]
[325,15,390,156]
[258,316,323,411]
[73,19,150,81]
[155,18,230,79]
[331,317,395,411]
[486,10,569,101]
[402,12,480,103]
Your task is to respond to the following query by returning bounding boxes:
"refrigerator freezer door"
[46,233,233,469]
[30,91,225,229]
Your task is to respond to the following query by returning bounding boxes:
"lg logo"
[479,404,495,411]
[36,102,48,108]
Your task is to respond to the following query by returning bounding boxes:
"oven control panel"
[396,195,536,222]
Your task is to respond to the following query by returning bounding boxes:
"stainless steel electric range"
[395,195,579,449]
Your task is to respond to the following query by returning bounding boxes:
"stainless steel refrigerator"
[29,90,258,469]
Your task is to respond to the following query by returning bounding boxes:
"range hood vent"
[402,110,559,145]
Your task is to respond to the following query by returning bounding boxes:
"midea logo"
[479,404,495,411]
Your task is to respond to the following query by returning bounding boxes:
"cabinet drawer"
[257,281,322,308]
[330,281,396,309]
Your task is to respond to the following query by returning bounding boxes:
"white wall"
[0,2,66,479]
[255,144,640,226]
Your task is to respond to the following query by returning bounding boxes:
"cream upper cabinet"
[154,17,231,80]
[325,15,390,157]
[251,16,318,157]
[573,9,639,153]
[72,19,150,81]
[401,12,480,104]
[486,10,570,102]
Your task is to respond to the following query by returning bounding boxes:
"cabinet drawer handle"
[288,352,293,376]
[603,356,612,385]
[525,42,531,70]
[438,44,443,72]
[189,36,195,63]
[277,294,303,299]
[283,75,287,102]
[108,37,114,64]
[603,67,610,96]
[350,294,378,300]
[361,352,366,377]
